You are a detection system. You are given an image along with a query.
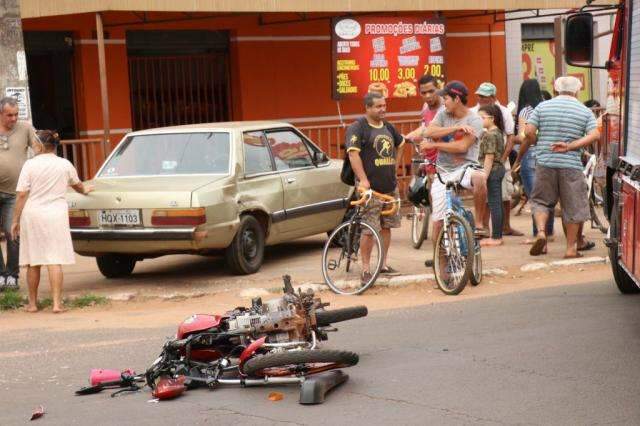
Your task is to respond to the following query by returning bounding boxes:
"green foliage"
[0,290,26,311]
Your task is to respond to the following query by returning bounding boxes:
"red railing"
[59,118,424,196]
[60,138,105,181]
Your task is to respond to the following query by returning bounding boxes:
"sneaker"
[0,276,5,291]
[4,276,18,291]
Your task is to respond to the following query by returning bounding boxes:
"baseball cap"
[438,81,469,99]
[475,82,497,97]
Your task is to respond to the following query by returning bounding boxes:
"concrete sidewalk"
[4,207,608,302]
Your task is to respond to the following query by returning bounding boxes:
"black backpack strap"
[357,117,371,146]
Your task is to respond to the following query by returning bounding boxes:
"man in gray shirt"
[420,81,488,251]
[0,97,39,291]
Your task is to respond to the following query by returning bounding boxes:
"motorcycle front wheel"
[242,349,359,377]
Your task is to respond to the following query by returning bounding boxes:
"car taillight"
[69,209,90,227]
[151,208,206,226]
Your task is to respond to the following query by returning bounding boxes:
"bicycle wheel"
[434,213,474,295]
[322,220,383,295]
[242,349,359,377]
[470,242,482,286]
[411,205,430,249]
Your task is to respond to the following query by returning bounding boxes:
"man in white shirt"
[471,82,523,237]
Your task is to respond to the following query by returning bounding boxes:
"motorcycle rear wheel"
[242,349,358,377]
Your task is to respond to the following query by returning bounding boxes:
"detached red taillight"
[69,210,90,227]
[151,208,206,226]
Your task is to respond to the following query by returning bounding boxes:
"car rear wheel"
[225,215,265,275]
[96,254,137,278]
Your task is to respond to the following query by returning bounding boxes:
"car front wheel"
[225,215,265,275]
[96,254,137,278]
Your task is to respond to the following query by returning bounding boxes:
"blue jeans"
[520,151,554,236]
[0,192,19,278]
[487,165,506,239]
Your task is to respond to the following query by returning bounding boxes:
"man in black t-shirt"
[345,92,404,281]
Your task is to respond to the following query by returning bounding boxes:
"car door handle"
[286,177,296,184]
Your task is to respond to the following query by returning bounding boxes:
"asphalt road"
[2,280,640,425]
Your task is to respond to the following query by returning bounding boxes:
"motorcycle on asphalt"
[77,275,367,402]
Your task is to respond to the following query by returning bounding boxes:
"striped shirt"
[528,96,597,170]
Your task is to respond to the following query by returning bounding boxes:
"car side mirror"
[313,151,328,164]
[565,13,594,67]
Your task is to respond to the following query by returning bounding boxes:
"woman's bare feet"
[480,238,503,247]
[52,306,66,314]
[25,305,38,313]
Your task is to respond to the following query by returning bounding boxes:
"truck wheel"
[609,215,640,294]
[96,254,137,278]
[225,215,264,275]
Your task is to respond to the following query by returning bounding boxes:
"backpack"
[340,117,397,186]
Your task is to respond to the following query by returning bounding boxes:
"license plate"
[98,209,141,226]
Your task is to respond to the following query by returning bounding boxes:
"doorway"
[23,31,77,139]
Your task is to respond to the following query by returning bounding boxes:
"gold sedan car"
[67,122,352,278]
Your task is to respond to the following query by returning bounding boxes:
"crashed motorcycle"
[140,275,367,399]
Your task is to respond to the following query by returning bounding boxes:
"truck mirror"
[565,13,594,67]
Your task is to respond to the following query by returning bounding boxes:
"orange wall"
[23,11,507,139]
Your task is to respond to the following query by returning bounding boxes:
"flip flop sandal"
[578,241,596,251]
[529,236,547,256]
[380,266,401,276]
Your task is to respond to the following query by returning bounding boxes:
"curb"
[105,258,607,302]
[521,256,607,272]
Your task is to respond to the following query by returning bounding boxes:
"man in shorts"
[518,76,599,259]
[345,92,404,282]
[420,81,487,263]
[471,82,523,236]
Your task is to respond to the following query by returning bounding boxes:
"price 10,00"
[369,68,390,82]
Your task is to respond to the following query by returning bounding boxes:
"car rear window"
[99,132,230,177]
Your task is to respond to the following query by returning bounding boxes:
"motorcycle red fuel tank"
[177,314,223,339]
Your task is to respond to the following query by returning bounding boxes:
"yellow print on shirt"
[375,157,396,166]
[374,135,394,158]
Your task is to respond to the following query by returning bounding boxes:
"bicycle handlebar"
[350,186,399,216]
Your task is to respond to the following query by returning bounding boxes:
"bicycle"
[583,151,608,234]
[322,187,398,295]
[428,162,483,295]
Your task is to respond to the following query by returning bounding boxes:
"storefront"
[17,0,600,178]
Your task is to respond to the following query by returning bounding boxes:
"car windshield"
[99,132,230,177]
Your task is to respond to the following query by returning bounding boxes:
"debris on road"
[30,405,45,421]
[268,392,284,401]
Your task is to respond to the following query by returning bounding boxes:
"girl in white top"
[11,130,93,313]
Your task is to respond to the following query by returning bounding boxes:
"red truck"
[565,0,640,293]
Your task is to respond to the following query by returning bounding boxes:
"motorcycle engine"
[226,296,303,342]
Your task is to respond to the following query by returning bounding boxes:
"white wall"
[505,9,614,104]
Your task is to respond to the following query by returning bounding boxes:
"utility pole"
[0,0,31,121]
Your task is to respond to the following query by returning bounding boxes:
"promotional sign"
[521,40,592,102]
[332,17,447,100]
